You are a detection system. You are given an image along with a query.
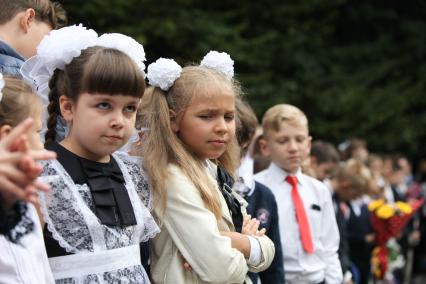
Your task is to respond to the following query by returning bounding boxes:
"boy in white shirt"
[254,104,342,284]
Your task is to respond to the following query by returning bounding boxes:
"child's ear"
[0,124,12,139]
[59,95,74,123]
[20,8,36,33]
[169,110,179,133]
[259,138,270,157]
[307,136,312,154]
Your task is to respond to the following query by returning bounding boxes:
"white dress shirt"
[255,162,342,284]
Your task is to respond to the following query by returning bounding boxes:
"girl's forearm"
[221,231,251,258]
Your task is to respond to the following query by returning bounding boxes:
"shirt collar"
[237,154,255,189]
[268,162,303,186]
[0,39,24,60]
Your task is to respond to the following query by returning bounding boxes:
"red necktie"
[285,175,314,254]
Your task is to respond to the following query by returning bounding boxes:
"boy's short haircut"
[235,98,258,147]
[311,140,339,165]
[0,0,67,29]
[262,104,308,137]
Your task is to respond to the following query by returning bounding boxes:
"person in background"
[331,159,375,284]
[255,104,342,284]
[235,98,285,284]
[251,128,270,174]
[0,75,57,283]
[310,140,339,182]
[346,139,369,164]
[0,0,66,77]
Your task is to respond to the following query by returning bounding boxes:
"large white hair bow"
[146,58,182,91]
[200,50,234,79]
[20,24,147,142]
[96,33,146,74]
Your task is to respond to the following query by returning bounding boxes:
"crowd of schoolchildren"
[1,1,425,284]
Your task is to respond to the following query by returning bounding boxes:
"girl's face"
[61,93,140,162]
[0,100,43,151]
[173,90,236,160]
[27,103,43,150]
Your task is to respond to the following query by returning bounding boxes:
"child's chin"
[282,164,299,174]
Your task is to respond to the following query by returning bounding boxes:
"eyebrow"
[196,108,235,113]
[90,95,139,103]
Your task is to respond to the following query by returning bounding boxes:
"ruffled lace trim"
[39,154,159,255]
[8,202,34,243]
[115,153,153,211]
[39,173,91,254]
[54,264,151,284]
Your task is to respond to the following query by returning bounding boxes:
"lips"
[208,139,227,146]
[104,135,123,141]
[288,156,300,161]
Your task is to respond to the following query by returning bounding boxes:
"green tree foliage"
[61,0,426,162]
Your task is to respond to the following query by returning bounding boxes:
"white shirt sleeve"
[247,235,262,266]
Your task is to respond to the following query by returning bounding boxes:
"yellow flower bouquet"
[368,198,423,280]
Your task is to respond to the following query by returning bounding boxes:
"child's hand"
[179,252,193,272]
[242,214,266,236]
[0,118,56,208]
[183,262,193,272]
[0,152,33,207]
[365,233,375,243]
[255,228,266,237]
[242,214,259,235]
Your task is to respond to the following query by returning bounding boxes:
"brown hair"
[0,0,67,29]
[235,98,258,155]
[141,66,241,218]
[251,131,271,174]
[311,140,339,165]
[262,104,308,138]
[0,76,41,127]
[44,46,146,144]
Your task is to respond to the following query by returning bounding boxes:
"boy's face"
[261,120,311,174]
[336,179,360,201]
[24,21,52,58]
[312,161,337,181]
[15,9,52,59]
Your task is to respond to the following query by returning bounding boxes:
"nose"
[214,117,227,134]
[288,139,298,151]
[110,110,125,129]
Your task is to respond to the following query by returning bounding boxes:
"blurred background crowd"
[12,1,425,283]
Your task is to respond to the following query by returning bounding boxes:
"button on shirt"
[255,163,342,284]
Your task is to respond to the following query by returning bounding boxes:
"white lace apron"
[39,153,160,284]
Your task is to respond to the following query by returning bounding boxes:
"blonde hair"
[335,158,372,195]
[0,76,41,127]
[141,66,241,218]
[262,104,308,137]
